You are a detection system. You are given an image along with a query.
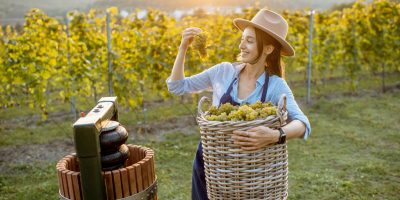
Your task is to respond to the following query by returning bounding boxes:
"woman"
[166,9,311,200]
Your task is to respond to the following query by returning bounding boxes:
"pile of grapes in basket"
[205,101,277,121]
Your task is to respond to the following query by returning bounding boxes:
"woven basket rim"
[197,94,288,127]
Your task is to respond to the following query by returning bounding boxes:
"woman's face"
[238,26,259,63]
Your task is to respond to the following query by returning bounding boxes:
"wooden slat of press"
[146,155,152,184]
[74,156,80,172]
[133,146,140,164]
[124,157,129,167]
[151,154,156,182]
[56,159,67,168]
[140,160,149,189]
[57,170,65,197]
[126,146,131,166]
[61,170,69,199]
[57,158,68,198]
[104,171,115,200]
[59,161,67,170]
[65,156,73,169]
[66,171,75,200]
[134,163,143,192]
[145,152,153,179]
[56,163,66,171]
[128,145,135,163]
[73,156,78,171]
[61,170,69,197]
[64,158,69,171]
[56,160,65,169]
[149,154,158,200]
[72,172,81,200]
[65,157,71,175]
[128,145,135,164]
[149,152,158,200]
[127,166,138,194]
[146,153,154,184]
[140,146,145,159]
[140,146,146,159]
[112,170,123,199]
[119,168,130,197]
[140,147,145,160]
[70,156,76,171]
[126,145,134,165]
[147,159,153,188]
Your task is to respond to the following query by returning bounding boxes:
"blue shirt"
[166,62,311,140]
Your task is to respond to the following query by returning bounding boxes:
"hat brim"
[233,18,295,57]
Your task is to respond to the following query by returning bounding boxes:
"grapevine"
[0,0,398,115]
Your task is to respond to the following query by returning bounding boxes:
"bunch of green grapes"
[228,105,258,121]
[258,106,277,118]
[207,103,237,121]
[208,103,236,115]
[207,112,228,121]
[205,101,277,121]
[218,103,236,115]
[208,106,219,115]
[193,31,208,57]
[249,100,273,110]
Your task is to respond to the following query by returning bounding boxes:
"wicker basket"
[196,94,289,200]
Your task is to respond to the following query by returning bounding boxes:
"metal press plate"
[101,120,120,132]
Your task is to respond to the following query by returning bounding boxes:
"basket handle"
[197,96,210,116]
[277,94,287,125]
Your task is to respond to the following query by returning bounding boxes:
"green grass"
[287,92,400,199]
[142,132,200,200]
[0,102,69,121]
[289,72,399,99]
[0,92,399,199]
[0,122,71,146]
[0,99,197,147]
[119,99,197,125]
[0,162,59,200]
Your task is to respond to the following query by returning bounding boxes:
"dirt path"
[0,114,198,172]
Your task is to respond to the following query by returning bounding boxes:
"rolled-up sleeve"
[274,79,311,140]
[166,63,221,95]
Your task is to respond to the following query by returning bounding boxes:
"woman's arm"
[282,119,306,140]
[232,79,311,150]
[170,45,187,81]
[170,27,202,81]
[232,120,305,151]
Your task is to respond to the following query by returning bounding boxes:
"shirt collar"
[234,63,266,86]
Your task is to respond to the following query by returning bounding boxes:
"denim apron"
[191,71,269,200]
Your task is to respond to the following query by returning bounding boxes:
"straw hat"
[233,9,295,56]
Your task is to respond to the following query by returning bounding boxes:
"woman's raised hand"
[170,27,202,81]
[180,27,202,50]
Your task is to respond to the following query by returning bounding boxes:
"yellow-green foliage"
[0,0,398,114]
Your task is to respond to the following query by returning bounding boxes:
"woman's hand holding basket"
[232,126,280,151]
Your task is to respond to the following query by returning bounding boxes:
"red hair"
[254,28,285,78]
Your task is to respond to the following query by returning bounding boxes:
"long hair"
[254,28,285,78]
